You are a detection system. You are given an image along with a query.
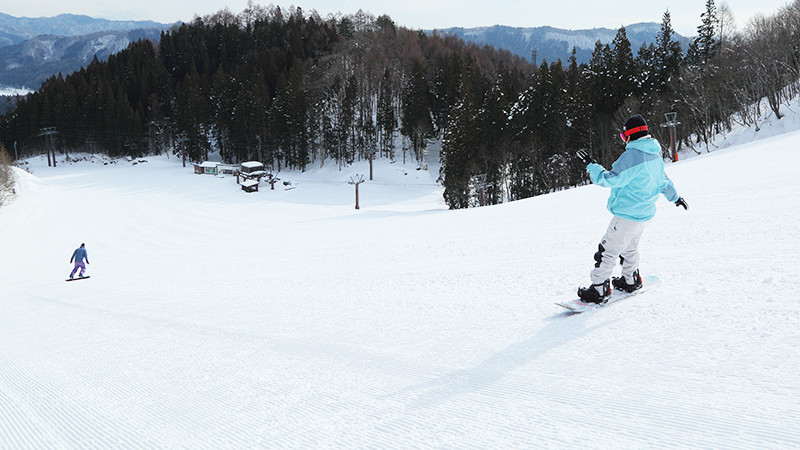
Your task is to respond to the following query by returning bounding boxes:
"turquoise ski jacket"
[586,137,679,222]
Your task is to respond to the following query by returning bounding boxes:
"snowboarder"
[575,114,688,304]
[69,243,89,279]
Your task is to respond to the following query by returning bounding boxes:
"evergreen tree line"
[2,1,800,209]
[0,5,531,173]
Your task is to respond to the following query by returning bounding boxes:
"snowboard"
[66,276,91,282]
[556,275,660,313]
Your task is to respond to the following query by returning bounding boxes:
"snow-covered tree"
[687,0,719,68]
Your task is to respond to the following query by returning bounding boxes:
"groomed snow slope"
[1,134,799,448]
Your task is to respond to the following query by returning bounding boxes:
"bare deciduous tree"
[0,142,15,207]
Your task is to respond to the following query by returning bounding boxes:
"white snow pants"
[591,216,647,285]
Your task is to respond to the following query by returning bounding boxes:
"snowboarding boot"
[612,270,643,293]
[577,279,610,304]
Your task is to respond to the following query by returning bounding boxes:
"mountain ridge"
[432,23,692,64]
[0,12,691,91]
[0,12,172,46]
[0,12,174,90]
[0,28,166,89]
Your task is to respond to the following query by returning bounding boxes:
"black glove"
[675,197,688,210]
[576,150,595,166]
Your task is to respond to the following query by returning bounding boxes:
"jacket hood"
[626,137,662,155]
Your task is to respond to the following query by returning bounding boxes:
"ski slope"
[2,130,799,448]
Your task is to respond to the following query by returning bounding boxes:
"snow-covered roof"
[241,161,264,169]
[241,179,259,187]
[198,161,220,168]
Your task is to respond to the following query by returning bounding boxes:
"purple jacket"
[71,247,88,263]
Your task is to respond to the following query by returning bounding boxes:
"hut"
[218,164,239,175]
[240,161,266,176]
[194,161,220,175]
[241,179,259,192]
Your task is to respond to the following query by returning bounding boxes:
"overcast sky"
[3,0,793,36]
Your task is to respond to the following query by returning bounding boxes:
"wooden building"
[194,161,220,175]
[241,179,259,192]
[240,161,266,176]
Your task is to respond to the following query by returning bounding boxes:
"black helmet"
[621,115,648,141]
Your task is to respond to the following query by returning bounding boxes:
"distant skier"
[69,243,90,279]
[575,114,688,304]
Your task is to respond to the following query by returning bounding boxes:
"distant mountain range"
[0,13,174,90]
[0,12,691,92]
[0,12,171,45]
[432,23,691,65]
[0,28,168,88]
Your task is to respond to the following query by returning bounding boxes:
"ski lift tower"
[38,127,58,167]
[473,173,488,207]
[661,112,680,162]
[349,174,365,210]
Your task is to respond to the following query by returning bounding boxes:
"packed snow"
[2,120,800,447]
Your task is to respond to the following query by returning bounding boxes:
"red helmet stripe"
[622,125,648,137]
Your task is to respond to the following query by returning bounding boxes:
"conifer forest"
[3,1,800,208]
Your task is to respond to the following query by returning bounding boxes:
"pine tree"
[586,41,616,163]
[652,10,683,97]
[285,62,308,170]
[375,15,396,34]
[505,84,538,200]
[211,67,236,162]
[440,73,479,209]
[376,68,396,158]
[340,74,357,162]
[683,0,721,151]
[401,60,433,166]
[174,70,210,161]
[611,27,636,99]
[539,61,569,155]
[430,52,463,132]
[482,75,513,204]
[687,0,719,68]
[634,43,654,98]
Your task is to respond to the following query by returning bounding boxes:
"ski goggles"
[620,125,648,142]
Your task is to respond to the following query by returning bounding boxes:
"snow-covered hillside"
[2,125,799,446]
[0,28,165,89]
